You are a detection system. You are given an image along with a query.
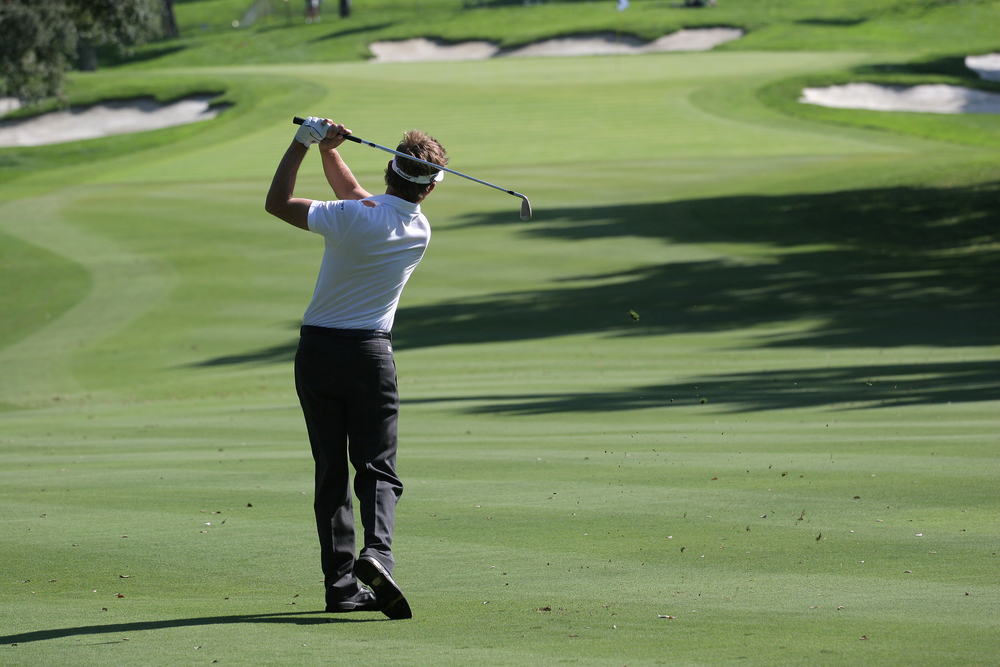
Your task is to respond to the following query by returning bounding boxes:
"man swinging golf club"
[265,116,448,619]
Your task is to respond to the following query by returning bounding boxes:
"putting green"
[1,51,998,666]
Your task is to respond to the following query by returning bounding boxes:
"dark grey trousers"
[294,326,403,602]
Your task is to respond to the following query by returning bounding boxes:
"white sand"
[643,28,744,52]
[369,28,744,63]
[799,83,1000,115]
[0,95,224,148]
[369,39,500,62]
[965,53,1000,82]
[0,97,22,116]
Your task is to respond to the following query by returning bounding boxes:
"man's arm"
[265,140,313,231]
[321,148,372,201]
[318,122,372,201]
[265,119,371,230]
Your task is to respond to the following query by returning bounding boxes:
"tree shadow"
[409,359,1000,415]
[462,0,548,8]
[1,610,387,645]
[796,18,867,27]
[851,54,988,80]
[98,44,188,68]
[192,341,297,367]
[389,181,999,350]
[312,22,395,41]
[188,322,300,368]
[195,182,999,409]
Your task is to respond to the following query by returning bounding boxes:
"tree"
[162,0,179,40]
[70,0,161,72]
[0,0,77,103]
[0,0,162,104]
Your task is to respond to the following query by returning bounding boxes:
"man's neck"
[385,186,423,205]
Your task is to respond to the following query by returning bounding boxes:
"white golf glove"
[295,116,327,147]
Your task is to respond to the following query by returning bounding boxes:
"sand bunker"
[965,53,1000,82]
[0,95,224,148]
[800,83,1000,115]
[0,97,21,117]
[800,54,1000,115]
[369,39,500,62]
[368,28,744,63]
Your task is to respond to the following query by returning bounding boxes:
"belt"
[300,325,391,340]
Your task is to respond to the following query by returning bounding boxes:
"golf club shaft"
[292,116,527,200]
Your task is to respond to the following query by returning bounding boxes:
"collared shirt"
[303,194,430,331]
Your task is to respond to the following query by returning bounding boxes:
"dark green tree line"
[1,0,166,104]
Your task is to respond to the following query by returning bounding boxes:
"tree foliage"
[0,0,77,103]
[0,0,161,104]
[71,0,160,71]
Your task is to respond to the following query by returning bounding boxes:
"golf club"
[293,116,532,220]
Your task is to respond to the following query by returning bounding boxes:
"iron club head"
[519,195,532,221]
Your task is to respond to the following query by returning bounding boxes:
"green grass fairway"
[2,47,999,666]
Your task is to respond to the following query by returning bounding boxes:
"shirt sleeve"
[307,199,360,240]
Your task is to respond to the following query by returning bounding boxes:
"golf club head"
[519,196,532,221]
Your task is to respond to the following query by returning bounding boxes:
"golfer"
[265,116,448,619]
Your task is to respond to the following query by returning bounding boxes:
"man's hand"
[295,116,327,147]
[318,121,352,151]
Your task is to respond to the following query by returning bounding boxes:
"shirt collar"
[369,193,421,214]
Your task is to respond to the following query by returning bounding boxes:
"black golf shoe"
[354,555,412,620]
[325,586,379,613]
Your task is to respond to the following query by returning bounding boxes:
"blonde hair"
[384,129,449,203]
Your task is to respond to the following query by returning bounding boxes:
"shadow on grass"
[1,610,386,644]
[851,54,989,80]
[410,359,1000,415]
[312,22,395,41]
[97,44,188,68]
[389,181,998,350]
[195,182,999,408]
[194,340,297,367]
[796,18,867,27]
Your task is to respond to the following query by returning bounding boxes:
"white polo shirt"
[302,194,430,331]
